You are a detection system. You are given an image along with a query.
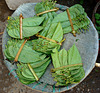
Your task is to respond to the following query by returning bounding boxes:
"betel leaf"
[34,0,57,20]
[7,16,45,28]
[7,16,44,39]
[67,44,82,65]
[32,22,63,54]
[51,48,60,68]
[52,11,68,23]
[32,38,60,54]
[46,22,63,42]
[61,13,87,28]
[34,0,57,38]
[40,18,52,37]
[16,68,35,84]
[52,4,85,23]
[30,57,50,68]
[63,17,90,34]
[16,58,51,84]
[50,23,63,42]
[51,44,85,86]
[69,4,84,14]
[59,49,67,66]
[4,38,51,85]
[51,4,90,34]
[8,26,43,39]
[22,16,45,27]
[4,39,47,63]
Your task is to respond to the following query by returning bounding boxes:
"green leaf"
[51,22,63,42]
[67,44,82,65]
[30,57,50,68]
[51,44,85,86]
[33,59,50,72]
[32,22,63,54]
[34,0,56,18]
[40,18,52,37]
[4,39,45,63]
[63,16,90,34]
[96,20,100,25]
[8,26,43,39]
[46,23,58,38]
[52,4,85,24]
[7,16,44,38]
[51,48,60,68]
[95,13,100,20]
[16,55,51,84]
[51,4,90,34]
[52,11,68,23]
[59,49,67,66]
[22,69,45,79]
[23,16,45,27]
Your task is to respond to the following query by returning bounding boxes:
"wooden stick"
[36,7,59,16]
[66,9,76,37]
[0,32,4,35]
[51,63,83,72]
[95,63,100,67]
[19,14,23,39]
[14,39,27,62]
[60,38,66,43]
[36,34,62,45]
[27,63,39,81]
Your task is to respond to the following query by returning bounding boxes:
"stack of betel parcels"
[4,0,90,86]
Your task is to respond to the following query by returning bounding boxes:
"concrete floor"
[0,0,100,93]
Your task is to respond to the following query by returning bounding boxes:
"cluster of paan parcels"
[5,0,89,86]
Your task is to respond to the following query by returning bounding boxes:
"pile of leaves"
[32,22,63,54]
[4,39,51,84]
[4,0,90,86]
[35,1,90,35]
[51,44,85,86]
[7,16,44,38]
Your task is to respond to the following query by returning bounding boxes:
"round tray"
[2,3,99,93]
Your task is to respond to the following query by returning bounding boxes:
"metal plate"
[2,3,99,92]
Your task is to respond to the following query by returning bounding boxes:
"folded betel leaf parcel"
[16,57,51,84]
[34,0,58,37]
[7,16,44,39]
[4,39,48,63]
[32,22,63,54]
[4,39,51,84]
[52,4,90,34]
[51,44,85,86]
[35,0,57,20]
[35,0,90,37]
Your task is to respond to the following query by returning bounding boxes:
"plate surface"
[2,3,99,92]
